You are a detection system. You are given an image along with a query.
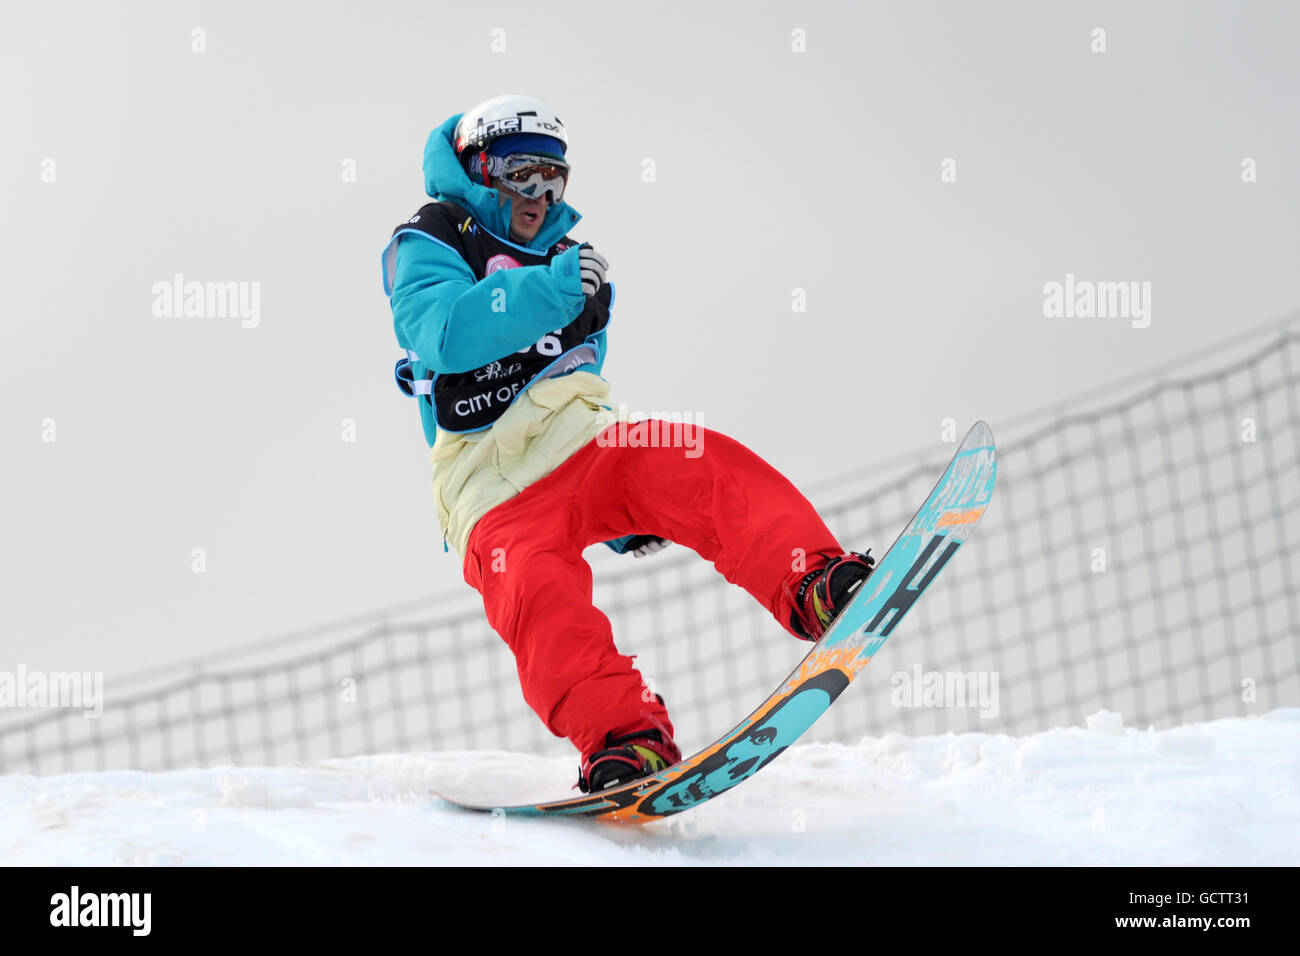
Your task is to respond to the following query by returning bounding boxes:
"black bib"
[391,201,611,432]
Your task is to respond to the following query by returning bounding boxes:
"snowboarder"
[382,94,874,793]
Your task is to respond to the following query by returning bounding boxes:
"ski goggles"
[488,152,570,202]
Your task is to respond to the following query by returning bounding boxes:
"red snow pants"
[461,423,844,759]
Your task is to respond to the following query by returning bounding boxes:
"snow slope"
[2,710,1296,866]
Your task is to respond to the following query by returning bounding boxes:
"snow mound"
[1,711,1296,865]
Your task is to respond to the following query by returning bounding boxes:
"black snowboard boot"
[789,549,876,641]
[577,728,683,793]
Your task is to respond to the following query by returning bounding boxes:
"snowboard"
[437,421,997,823]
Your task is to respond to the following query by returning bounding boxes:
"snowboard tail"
[438,421,998,823]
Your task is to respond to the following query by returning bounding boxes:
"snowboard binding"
[789,549,877,641]
[577,728,683,793]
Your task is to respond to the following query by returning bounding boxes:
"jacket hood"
[423,113,581,250]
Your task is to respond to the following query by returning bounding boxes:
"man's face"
[496,179,549,244]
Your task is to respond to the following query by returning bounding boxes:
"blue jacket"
[383,114,639,555]
[383,113,608,446]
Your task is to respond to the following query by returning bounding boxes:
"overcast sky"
[3,0,1298,678]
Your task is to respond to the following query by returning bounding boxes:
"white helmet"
[454,94,568,161]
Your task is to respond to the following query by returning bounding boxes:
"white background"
[3,0,1298,676]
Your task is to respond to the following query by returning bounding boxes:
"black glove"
[625,534,670,559]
